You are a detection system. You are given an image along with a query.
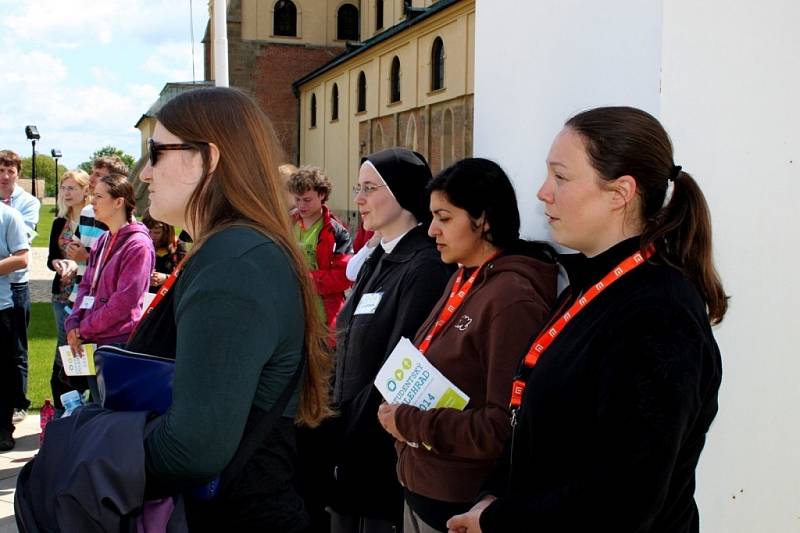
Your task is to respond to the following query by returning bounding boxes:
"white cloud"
[0,0,209,168]
[2,49,68,84]
[0,46,159,166]
[128,83,160,103]
[0,0,208,49]
[142,41,198,82]
[89,66,118,84]
[2,1,118,46]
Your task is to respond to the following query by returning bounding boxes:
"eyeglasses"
[59,185,80,192]
[147,138,208,167]
[352,183,386,196]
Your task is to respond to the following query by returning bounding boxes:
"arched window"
[274,0,297,37]
[357,71,367,113]
[331,83,339,121]
[405,114,417,151]
[310,94,317,128]
[376,0,384,31]
[390,56,401,103]
[431,37,445,91]
[442,108,454,167]
[337,4,359,41]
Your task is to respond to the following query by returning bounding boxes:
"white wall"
[475,1,800,531]
[662,2,800,532]
[473,0,663,241]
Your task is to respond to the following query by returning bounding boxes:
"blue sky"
[0,0,208,169]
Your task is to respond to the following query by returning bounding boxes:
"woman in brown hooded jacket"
[377,158,558,532]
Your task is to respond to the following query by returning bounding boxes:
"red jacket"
[293,205,353,332]
[353,222,375,253]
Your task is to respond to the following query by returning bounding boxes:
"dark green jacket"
[129,227,307,530]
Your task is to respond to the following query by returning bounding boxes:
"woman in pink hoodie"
[65,174,155,351]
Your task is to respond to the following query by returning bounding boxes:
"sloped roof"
[134,81,213,129]
[292,0,462,92]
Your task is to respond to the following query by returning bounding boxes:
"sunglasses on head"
[147,138,209,167]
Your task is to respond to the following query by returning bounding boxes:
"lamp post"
[25,126,40,197]
[51,149,62,196]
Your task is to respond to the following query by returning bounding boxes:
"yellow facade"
[240,0,364,46]
[298,0,475,219]
[361,0,444,41]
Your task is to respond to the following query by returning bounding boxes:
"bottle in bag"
[39,400,56,445]
[60,390,83,417]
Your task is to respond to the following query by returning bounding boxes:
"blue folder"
[94,345,175,415]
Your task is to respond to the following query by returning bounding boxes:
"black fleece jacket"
[327,225,454,521]
[480,237,722,533]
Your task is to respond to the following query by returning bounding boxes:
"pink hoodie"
[65,222,155,345]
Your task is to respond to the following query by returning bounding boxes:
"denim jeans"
[11,282,30,409]
[51,298,72,410]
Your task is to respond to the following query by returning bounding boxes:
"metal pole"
[31,140,36,198]
[213,0,229,87]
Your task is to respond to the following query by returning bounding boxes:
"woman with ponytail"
[65,174,154,355]
[130,86,332,531]
[448,107,726,533]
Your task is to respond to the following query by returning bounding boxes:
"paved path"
[29,247,53,304]
[0,247,55,531]
[0,416,39,532]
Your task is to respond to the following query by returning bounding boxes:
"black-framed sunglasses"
[147,138,209,167]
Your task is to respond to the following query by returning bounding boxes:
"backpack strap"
[219,352,306,490]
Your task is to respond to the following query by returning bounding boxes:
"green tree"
[78,146,137,174]
[20,155,68,197]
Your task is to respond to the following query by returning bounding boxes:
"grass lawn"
[27,302,57,411]
[32,203,57,248]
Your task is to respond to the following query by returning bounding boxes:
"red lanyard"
[89,231,120,295]
[417,254,499,355]
[141,255,189,319]
[509,248,653,409]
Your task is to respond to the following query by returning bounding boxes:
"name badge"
[354,292,383,315]
[79,296,95,310]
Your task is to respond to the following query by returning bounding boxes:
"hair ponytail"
[641,171,728,323]
[566,106,728,324]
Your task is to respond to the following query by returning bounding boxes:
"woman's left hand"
[446,495,496,532]
[377,402,407,443]
[150,271,167,286]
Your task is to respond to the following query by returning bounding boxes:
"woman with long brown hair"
[130,86,331,531]
[448,107,726,532]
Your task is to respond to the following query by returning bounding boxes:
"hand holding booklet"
[59,343,97,376]
[374,337,469,410]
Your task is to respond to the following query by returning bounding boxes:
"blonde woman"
[46,170,90,409]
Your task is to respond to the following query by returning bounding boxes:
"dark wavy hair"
[428,157,555,261]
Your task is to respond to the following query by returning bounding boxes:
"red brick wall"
[208,0,345,162]
[251,45,342,162]
[358,95,474,175]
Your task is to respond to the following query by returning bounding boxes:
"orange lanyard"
[89,231,120,295]
[141,255,189,320]
[417,254,499,355]
[509,248,653,409]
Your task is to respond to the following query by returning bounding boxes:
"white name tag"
[142,292,156,310]
[354,292,383,315]
[79,296,95,310]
